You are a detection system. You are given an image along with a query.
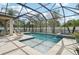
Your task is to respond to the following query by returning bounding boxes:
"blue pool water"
[20,32,63,54]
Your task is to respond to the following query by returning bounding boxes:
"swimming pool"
[20,32,63,54]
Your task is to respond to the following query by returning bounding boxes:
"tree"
[63,19,79,33]
[7,8,18,16]
[14,20,25,27]
[49,10,61,33]
[48,19,60,27]
[48,19,60,33]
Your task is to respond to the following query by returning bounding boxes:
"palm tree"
[63,19,79,33]
[48,10,61,33]
[35,14,43,32]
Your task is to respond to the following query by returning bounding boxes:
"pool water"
[20,32,63,54]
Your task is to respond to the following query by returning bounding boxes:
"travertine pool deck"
[48,38,78,55]
[0,34,78,55]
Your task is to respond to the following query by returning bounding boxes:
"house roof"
[0,12,15,21]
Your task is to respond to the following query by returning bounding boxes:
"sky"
[0,3,79,24]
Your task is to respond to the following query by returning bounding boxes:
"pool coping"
[24,32,75,39]
[24,32,62,37]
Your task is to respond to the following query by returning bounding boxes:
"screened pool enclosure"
[0,3,79,35]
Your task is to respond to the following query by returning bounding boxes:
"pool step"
[19,35,34,41]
